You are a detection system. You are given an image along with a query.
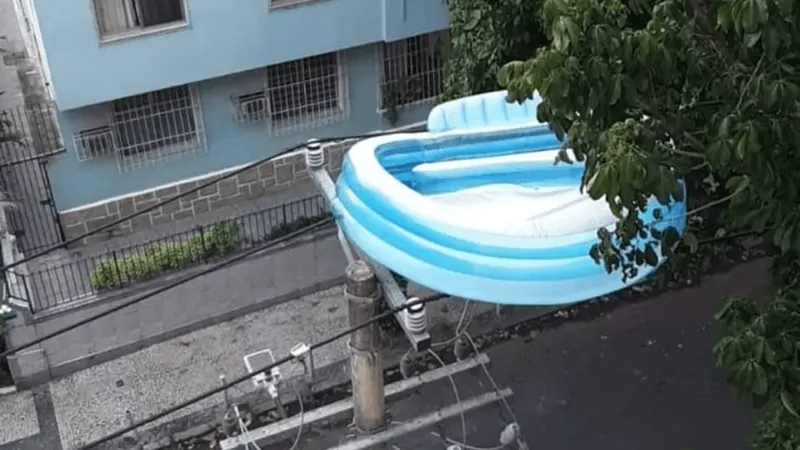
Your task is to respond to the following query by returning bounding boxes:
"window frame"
[377,30,448,112]
[92,0,190,43]
[69,84,206,171]
[263,52,348,133]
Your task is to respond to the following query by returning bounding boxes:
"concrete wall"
[10,0,54,100]
[48,42,433,214]
[31,0,450,109]
[6,225,348,388]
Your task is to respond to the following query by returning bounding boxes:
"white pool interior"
[413,151,617,239]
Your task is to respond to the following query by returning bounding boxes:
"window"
[93,0,186,39]
[264,52,347,134]
[379,30,448,110]
[74,126,113,161]
[232,91,269,124]
[110,85,205,171]
[72,85,205,171]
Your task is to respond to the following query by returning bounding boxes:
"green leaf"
[464,10,483,31]
[781,392,800,418]
[610,76,622,105]
[643,243,658,266]
[683,231,699,253]
[750,362,768,396]
[719,116,732,139]
[744,31,761,48]
[736,133,748,160]
[717,3,733,28]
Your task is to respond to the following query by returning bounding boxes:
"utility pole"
[345,260,385,433]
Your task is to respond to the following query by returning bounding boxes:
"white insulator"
[499,423,521,446]
[305,138,324,168]
[404,297,427,333]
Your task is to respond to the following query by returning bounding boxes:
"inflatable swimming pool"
[331,91,686,305]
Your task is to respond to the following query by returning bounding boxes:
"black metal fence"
[0,102,66,254]
[9,195,330,313]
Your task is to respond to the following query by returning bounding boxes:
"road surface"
[254,259,765,450]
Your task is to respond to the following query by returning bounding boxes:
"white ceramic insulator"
[404,297,427,333]
[305,138,324,168]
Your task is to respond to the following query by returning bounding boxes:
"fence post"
[21,272,33,312]
[196,225,207,260]
[110,250,122,288]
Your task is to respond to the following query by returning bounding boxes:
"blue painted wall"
[32,0,450,110]
[48,43,433,211]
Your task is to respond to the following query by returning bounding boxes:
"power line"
[78,293,448,450]
[0,130,404,273]
[0,218,334,359]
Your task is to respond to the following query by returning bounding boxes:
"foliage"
[89,221,243,290]
[493,0,800,446]
[88,212,331,291]
[442,0,547,100]
[381,77,427,126]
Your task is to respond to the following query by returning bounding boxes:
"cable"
[77,293,447,450]
[287,383,305,450]
[0,129,408,273]
[427,348,467,447]
[432,300,474,348]
[462,333,519,426]
[234,404,263,450]
[0,218,334,359]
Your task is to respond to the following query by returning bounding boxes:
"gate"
[0,103,66,254]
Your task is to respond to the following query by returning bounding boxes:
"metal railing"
[0,102,62,163]
[9,195,330,313]
[378,30,448,110]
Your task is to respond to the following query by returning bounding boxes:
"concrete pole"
[345,260,385,433]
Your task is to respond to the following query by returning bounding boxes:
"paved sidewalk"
[0,284,503,450]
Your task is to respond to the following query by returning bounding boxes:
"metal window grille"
[265,52,348,134]
[378,30,448,110]
[232,91,269,124]
[73,126,114,161]
[93,0,185,38]
[108,84,206,171]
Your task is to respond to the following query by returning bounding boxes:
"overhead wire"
[77,293,448,450]
[0,129,411,273]
[1,128,425,358]
[0,218,333,359]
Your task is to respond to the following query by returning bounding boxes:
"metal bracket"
[307,153,431,351]
[220,353,493,450]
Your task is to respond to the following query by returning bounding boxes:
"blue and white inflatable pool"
[331,91,686,305]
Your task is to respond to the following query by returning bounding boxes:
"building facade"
[14,0,450,244]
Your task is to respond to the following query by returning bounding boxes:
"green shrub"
[89,221,242,291]
[88,213,329,292]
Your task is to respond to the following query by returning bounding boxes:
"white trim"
[61,120,427,214]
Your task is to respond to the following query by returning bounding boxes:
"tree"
[442,0,547,100]
[488,0,800,447]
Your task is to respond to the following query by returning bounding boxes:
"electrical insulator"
[404,297,427,333]
[305,138,324,168]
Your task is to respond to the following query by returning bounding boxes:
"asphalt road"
[259,259,767,450]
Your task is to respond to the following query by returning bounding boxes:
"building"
[12,0,450,245]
